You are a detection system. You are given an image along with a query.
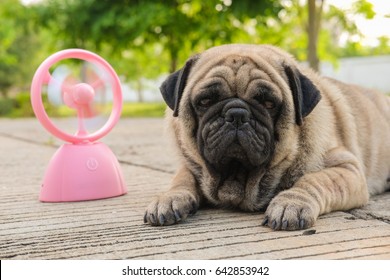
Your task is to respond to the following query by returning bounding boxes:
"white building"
[320,55,390,93]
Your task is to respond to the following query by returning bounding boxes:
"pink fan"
[31,49,127,202]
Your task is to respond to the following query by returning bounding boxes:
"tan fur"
[144,44,390,230]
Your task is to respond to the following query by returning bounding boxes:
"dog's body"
[144,44,390,230]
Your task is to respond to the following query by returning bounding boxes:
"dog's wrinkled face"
[185,55,288,208]
[191,56,282,174]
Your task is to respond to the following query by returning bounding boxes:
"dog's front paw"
[144,190,199,226]
[262,191,320,231]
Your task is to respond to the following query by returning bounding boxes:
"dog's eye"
[253,96,275,109]
[197,97,213,107]
[253,86,277,110]
[264,101,275,109]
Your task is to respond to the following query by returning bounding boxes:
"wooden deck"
[0,118,389,259]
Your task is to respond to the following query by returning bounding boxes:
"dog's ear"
[160,55,199,117]
[283,64,321,126]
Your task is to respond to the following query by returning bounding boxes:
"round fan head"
[31,49,122,143]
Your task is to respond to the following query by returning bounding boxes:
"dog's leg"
[262,147,369,230]
[144,165,200,226]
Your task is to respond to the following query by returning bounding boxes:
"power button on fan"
[86,158,99,171]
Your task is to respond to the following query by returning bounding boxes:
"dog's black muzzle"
[199,98,274,171]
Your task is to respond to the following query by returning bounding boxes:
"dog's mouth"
[217,142,253,169]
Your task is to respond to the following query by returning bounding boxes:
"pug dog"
[144,44,390,230]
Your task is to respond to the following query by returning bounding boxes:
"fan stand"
[40,142,126,202]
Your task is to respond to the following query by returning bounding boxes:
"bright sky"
[327,0,390,45]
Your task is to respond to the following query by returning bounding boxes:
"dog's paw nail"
[271,220,278,230]
[299,219,306,229]
[174,210,182,221]
[190,201,198,215]
[150,213,157,225]
[143,213,148,223]
[261,216,269,226]
[159,214,166,225]
[281,220,288,230]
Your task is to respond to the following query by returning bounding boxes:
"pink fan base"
[40,142,127,202]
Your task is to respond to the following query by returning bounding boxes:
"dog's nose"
[225,108,250,126]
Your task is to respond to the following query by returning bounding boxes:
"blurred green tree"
[36,0,378,71]
[34,0,282,73]
[0,0,41,97]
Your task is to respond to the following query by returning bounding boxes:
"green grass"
[121,102,166,118]
[0,93,167,118]
[45,102,167,118]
